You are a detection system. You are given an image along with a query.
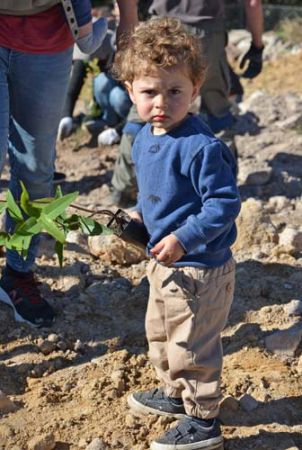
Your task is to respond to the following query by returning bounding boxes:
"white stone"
[85,437,108,450]
[279,228,302,252]
[284,299,302,317]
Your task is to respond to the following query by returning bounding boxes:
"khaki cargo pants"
[146,257,235,419]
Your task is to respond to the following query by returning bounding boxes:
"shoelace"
[13,275,43,305]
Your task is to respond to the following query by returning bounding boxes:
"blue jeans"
[93,72,132,127]
[0,46,73,272]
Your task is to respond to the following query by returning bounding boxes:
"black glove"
[240,42,264,79]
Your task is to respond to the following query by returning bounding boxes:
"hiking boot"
[150,416,223,450]
[0,266,55,328]
[127,387,186,418]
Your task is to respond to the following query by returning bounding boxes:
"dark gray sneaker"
[150,416,223,450]
[127,387,186,418]
[0,266,55,328]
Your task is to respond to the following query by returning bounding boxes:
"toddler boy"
[112,17,241,450]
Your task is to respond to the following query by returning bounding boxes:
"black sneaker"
[150,416,223,450]
[127,387,186,418]
[83,118,106,137]
[0,266,55,328]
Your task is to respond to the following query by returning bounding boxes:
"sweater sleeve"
[71,0,92,27]
[173,141,241,253]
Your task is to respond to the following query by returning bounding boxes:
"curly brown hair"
[112,17,207,87]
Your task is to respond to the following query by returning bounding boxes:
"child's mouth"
[153,115,168,121]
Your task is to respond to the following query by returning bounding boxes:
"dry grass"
[241,50,302,97]
[276,18,302,45]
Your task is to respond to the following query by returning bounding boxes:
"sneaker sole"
[127,394,187,419]
[150,437,223,450]
[0,287,50,328]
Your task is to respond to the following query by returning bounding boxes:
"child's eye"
[170,89,181,95]
[143,90,155,96]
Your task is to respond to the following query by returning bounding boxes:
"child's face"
[125,65,199,135]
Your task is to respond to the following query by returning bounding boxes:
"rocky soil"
[0,45,302,450]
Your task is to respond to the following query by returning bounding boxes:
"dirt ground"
[0,52,302,450]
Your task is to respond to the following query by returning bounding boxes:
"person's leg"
[58,58,87,141]
[127,260,186,418]
[148,259,235,450]
[108,84,132,123]
[105,104,143,207]
[0,47,10,176]
[0,47,72,328]
[200,29,234,133]
[7,47,73,272]
[62,58,87,118]
[93,72,117,125]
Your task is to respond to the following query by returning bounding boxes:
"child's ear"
[125,81,136,104]
[191,83,201,102]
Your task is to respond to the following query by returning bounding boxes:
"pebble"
[284,299,302,316]
[85,437,108,450]
[27,433,55,450]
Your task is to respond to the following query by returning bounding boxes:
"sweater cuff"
[173,225,205,254]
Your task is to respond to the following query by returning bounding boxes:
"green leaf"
[79,216,112,236]
[6,233,32,253]
[63,214,81,229]
[43,191,79,220]
[0,201,7,215]
[6,190,23,222]
[0,232,8,246]
[54,185,63,199]
[14,216,43,236]
[39,214,66,244]
[55,241,64,267]
[29,197,53,209]
[20,182,40,218]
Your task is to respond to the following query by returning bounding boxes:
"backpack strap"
[61,0,79,40]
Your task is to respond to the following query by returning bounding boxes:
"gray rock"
[238,161,273,186]
[265,324,302,356]
[85,437,108,450]
[284,299,302,317]
[239,393,259,412]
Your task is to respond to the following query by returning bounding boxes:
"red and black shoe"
[0,266,55,328]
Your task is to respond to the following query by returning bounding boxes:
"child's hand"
[150,234,185,266]
[128,211,143,223]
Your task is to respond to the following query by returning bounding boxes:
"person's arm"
[243,0,264,48]
[240,0,264,78]
[115,0,139,46]
[173,142,241,254]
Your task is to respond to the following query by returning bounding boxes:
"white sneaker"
[57,117,73,141]
[97,127,120,146]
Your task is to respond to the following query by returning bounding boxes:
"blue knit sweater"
[132,114,241,268]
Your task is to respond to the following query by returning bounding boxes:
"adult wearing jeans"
[0,0,137,328]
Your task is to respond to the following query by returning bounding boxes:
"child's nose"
[155,94,166,108]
